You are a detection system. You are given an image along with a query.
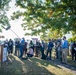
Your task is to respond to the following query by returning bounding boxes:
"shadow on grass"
[67,56,76,68]
[0,55,74,75]
[49,56,76,73]
[52,50,76,73]
[0,55,56,75]
[29,57,61,69]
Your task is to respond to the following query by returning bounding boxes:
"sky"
[0,0,72,40]
[0,0,41,41]
[0,0,25,40]
[1,20,25,39]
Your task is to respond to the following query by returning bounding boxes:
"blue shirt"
[21,39,25,45]
[62,40,68,49]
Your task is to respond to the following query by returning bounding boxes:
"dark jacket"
[72,42,76,52]
[48,42,54,50]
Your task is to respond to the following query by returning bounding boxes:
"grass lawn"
[0,54,75,75]
[67,56,76,68]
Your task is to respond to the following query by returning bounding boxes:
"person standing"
[62,36,68,64]
[57,42,62,61]
[69,41,73,56]
[8,39,13,54]
[15,39,20,56]
[4,39,9,52]
[72,41,76,61]
[55,41,58,59]
[41,40,45,59]
[23,41,27,56]
[19,38,25,58]
[4,39,9,60]
[35,40,41,57]
[29,40,34,51]
[46,39,54,60]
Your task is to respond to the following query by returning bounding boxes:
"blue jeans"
[19,45,24,58]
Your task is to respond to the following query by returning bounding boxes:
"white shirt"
[27,48,34,55]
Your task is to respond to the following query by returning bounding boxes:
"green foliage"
[12,0,76,38]
[0,0,11,32]
[0,0,10,9]
[68,36,76,42]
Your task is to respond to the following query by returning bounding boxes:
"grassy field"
[0,54,75,75]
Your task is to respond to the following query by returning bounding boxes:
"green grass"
[0,54,75,75]
[67,56,76,68]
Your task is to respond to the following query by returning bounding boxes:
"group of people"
[55,36,68,64]
[4,39,13,54]
[55,36,76,64]
[3,36,76,64]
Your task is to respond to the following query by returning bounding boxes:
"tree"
[12,0,76,38]
[0,0,11,32]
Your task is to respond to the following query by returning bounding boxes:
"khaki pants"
[62,48,68,63]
